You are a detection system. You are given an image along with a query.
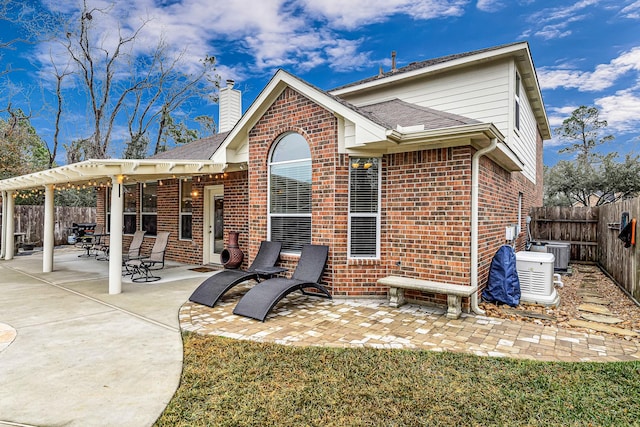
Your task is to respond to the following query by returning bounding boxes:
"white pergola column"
[108,176,124,294]
[1,191,7,259]
[43,184,55,272]
[4,190,15,260]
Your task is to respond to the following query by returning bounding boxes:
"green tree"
[555,105,614,165]
[0,108,49,179]
[544,153,640,206]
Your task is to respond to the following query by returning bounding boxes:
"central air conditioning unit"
[545,242,570,271]
[515,251,561,307]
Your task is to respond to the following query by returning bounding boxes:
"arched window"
[269,132,311,253]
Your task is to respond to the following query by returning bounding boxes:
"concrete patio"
[1,246,639,426]
[0,247,216,427]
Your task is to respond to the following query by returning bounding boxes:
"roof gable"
[211,69,389,165]
[331,41,550,140]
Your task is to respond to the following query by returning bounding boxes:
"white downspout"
[470,138,498,316]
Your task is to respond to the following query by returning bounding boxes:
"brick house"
[1,42,550,311]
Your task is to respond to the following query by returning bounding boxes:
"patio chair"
[233,244,331,321]
[78,224,103,258]
[189,241,282,307]
[90,224,109,259]
[125,231,170,283]
[121,230,146,272]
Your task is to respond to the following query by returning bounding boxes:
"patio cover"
[0,159,225,294]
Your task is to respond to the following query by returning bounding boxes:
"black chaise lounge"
[189,241,283,307]
[233,244,331,322]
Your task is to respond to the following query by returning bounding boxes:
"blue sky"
[1,0,640,166]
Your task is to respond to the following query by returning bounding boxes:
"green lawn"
[156,332,640,426]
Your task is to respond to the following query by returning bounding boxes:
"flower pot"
[220,231,244,269]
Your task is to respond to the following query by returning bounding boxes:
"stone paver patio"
[180,282,640,363]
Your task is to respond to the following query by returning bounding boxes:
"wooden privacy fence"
[598,199,640,302]
[530,203,640,302]
[0,206,96,247]
[529,206,599,263]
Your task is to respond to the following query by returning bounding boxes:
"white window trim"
[514,70,521,132]
[348,159,381,259]
[267,135,312,255]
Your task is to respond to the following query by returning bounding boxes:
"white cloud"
[620,0,640,19]
[476,0,505,12]
[538,47,640,91]
[596,89,640,133]
[299,0,467,30]
[32,0,473,87]
[521,0,598,40]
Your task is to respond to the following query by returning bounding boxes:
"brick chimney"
[218,79,242,133]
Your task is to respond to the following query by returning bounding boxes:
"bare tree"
[2,0,218,163]
[58,1,149,158]
[47,53,74,168]
[56,1,218,159]
[124,45,218,157]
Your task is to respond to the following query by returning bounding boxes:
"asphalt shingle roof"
[332,42,525,92]
[150,131,229,160]
[357,99,479,130]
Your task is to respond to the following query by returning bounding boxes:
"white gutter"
[470,138,499,316]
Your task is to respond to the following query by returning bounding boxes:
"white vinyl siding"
[349,158,380,258]
[338,60,538,183]
[340,62,511,133]
[510,67,538,183]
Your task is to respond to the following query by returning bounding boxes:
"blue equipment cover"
[482,245,521,307]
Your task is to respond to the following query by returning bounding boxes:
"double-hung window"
[349,158,380,258]
[106,184,137,234]
[123,184,137,234]
[180,179,193,240]
[141,182,157,236]
[269,132,312,253]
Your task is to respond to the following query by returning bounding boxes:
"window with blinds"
[106,184,137,234]
[141,182,157,236]
[180,179,193,240]
[269,133,312,253]
[349,158,380,258]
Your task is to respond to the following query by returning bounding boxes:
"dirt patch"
[480,264,640,342]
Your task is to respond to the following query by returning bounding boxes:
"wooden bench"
[377,276,477,319]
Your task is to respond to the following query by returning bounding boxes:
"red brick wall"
[93,88,544,312]
[243,86,544,306]
[247,87,339,288]
[95,172,248,266]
